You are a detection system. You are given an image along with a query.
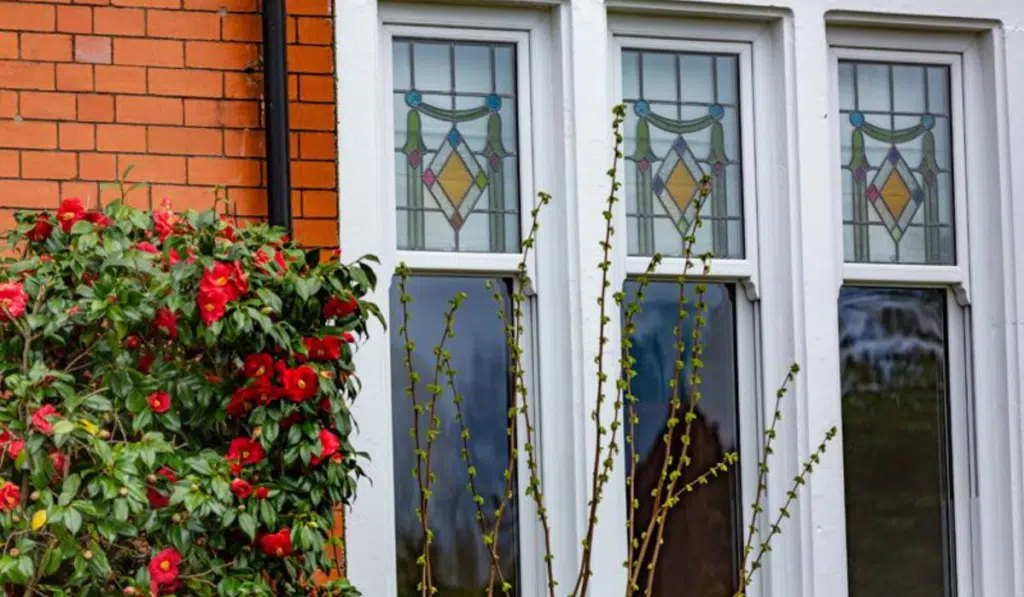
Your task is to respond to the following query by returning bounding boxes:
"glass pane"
[390,276,519,596]
[623,281,740,597]
[394,39,521,253]
[838,287,955,597]
[838,60,954,265]
[622,49,744,258]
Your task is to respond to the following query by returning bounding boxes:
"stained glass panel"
[839,61,954,264]
[622,50,744,258]
[390,276,519,596]
[623,281,741,597]
[838,287,956,597]
[393,39,520,253]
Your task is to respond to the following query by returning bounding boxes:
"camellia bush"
[0,193,376,596]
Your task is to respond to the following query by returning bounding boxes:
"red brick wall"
[0,0,339,249]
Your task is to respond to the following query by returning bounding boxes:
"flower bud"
[83,550,93,560]
[124,588,137,596]
[237,504,246,512]
[308,521,319,529]
[147,474,157,484]
[9,549,18,557]
[172,514,182,523]
[29,491,40,502]
[99,430,111,439]
[118,487,129,496]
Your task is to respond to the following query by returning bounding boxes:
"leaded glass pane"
[623,281,741,597]
[839,61,954,264]
[390,276,520,596]
[393,39,520,253]
[622,50,744,258]
[839,287,956,597]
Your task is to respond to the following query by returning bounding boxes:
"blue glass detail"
[708,104,725,120]
[485,94,502,112]
[405,90,422,108]
[672,136,687,153]
[849,111,865,127]
[652,176,665,195]
[912,188,925,204]
[448,128,461,147]
[921,114,936,130]
[634,100,650,118]
[887,147,901,165]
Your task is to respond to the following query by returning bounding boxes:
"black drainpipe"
[262,0,293,232]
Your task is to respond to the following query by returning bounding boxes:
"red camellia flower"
[8,440,23,460]
[154,309,178,339]
[0,282,28,320]
[148,548,182,591]
[0,481,21,511]
[225,389,253,418]
[196,286,230,326]
[84,211,111,228]
[153,210,177,242]
[255,486,270,500]
[258,528,292,557]
[125,335,142,349]
[138,352,155,374]
[56,197,85,233]
[32,404,58,434]
[168,247,196,266]
[244,353,273,380]
[231,261,249,296]
[254,248,287,276]
[343,332,355,343]
[200,262,246,301]
[230,478,253,499]
[147,391,171,414]
[27,214,53,242]
[49,449,66,477]
[281,366,318,403]
[323,295,358,319]
[303,336,342,362]
[311,429,341,466]
[147,467,175,509]
[0,429,22,460]
[135,241,160,255]
[226,437,264,474]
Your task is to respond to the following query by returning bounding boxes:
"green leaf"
[52,420,76,436]
[64,508,82,535]
[238,512,257,541]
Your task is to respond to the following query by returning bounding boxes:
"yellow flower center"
[255,366,265,377]
[241,451,250,459]
[215,276,228,286]
[275,548,283,556]
[205,303,215,311]
[160,561,171,572]
[297,380,305,389]
[61,212,74,221]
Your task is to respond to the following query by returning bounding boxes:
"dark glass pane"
[839,287,955,597]
[623,281,740,597]
[390,276,519,596]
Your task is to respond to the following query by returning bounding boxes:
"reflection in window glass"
[623,281,740,597]
[838,287,956,597]
[393,39,520,253]
[622,50,744,258]
[390,276,519,596]
[838,61,954,264]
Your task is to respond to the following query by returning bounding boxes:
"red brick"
[115,95,182,125]
[224,72,261,99]
[0,32,16,59]
[94,7,144,35]
[0,120,57,149]
[223,128,263,157]
[287,45,332,74]
[75,35,112,64]
[291,161,334,189]
[20,33,72,62]
[95,64,144,93]
[288,73,298,101]
[293,219,337,247]
[61,181,99,203]
[289,102,333,131]
[20,91,77,120]
[22,151,77,180]
[185,41,257,70]
[297,17,332,45]
[148,68,223,98]
[149,184,220,211]
[148,126,222,155]
[222,14,261,42]
[298,132,334,160]
[96,123,146,152]
[77,93,114,122]
[290,189,301,217]
[0,150,18,178]
[184,99,258,128]
[288,0,331,16]
[187,156,259,185]
[0,91,15,118]
[302,190,337,218]
[299,75,333,102]
[0,61,55,90]
[79,152,117,180]
[120,153,186,183]
[147,9,220,39]
[111,0,180,8]
[227,187,265,215]
[57,5,93,33]
[56,63,92,91]
[0,2,56,32]
[59,122,95,150]
[73,0,113,6]
[112,38,183,67]
[0,181,60,208]
[183,0,255,11]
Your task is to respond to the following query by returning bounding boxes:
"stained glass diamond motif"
[652,137,705,233]
[865,148,924,241]
[423,128,488,230]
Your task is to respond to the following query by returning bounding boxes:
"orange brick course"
[0,0,338,248]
